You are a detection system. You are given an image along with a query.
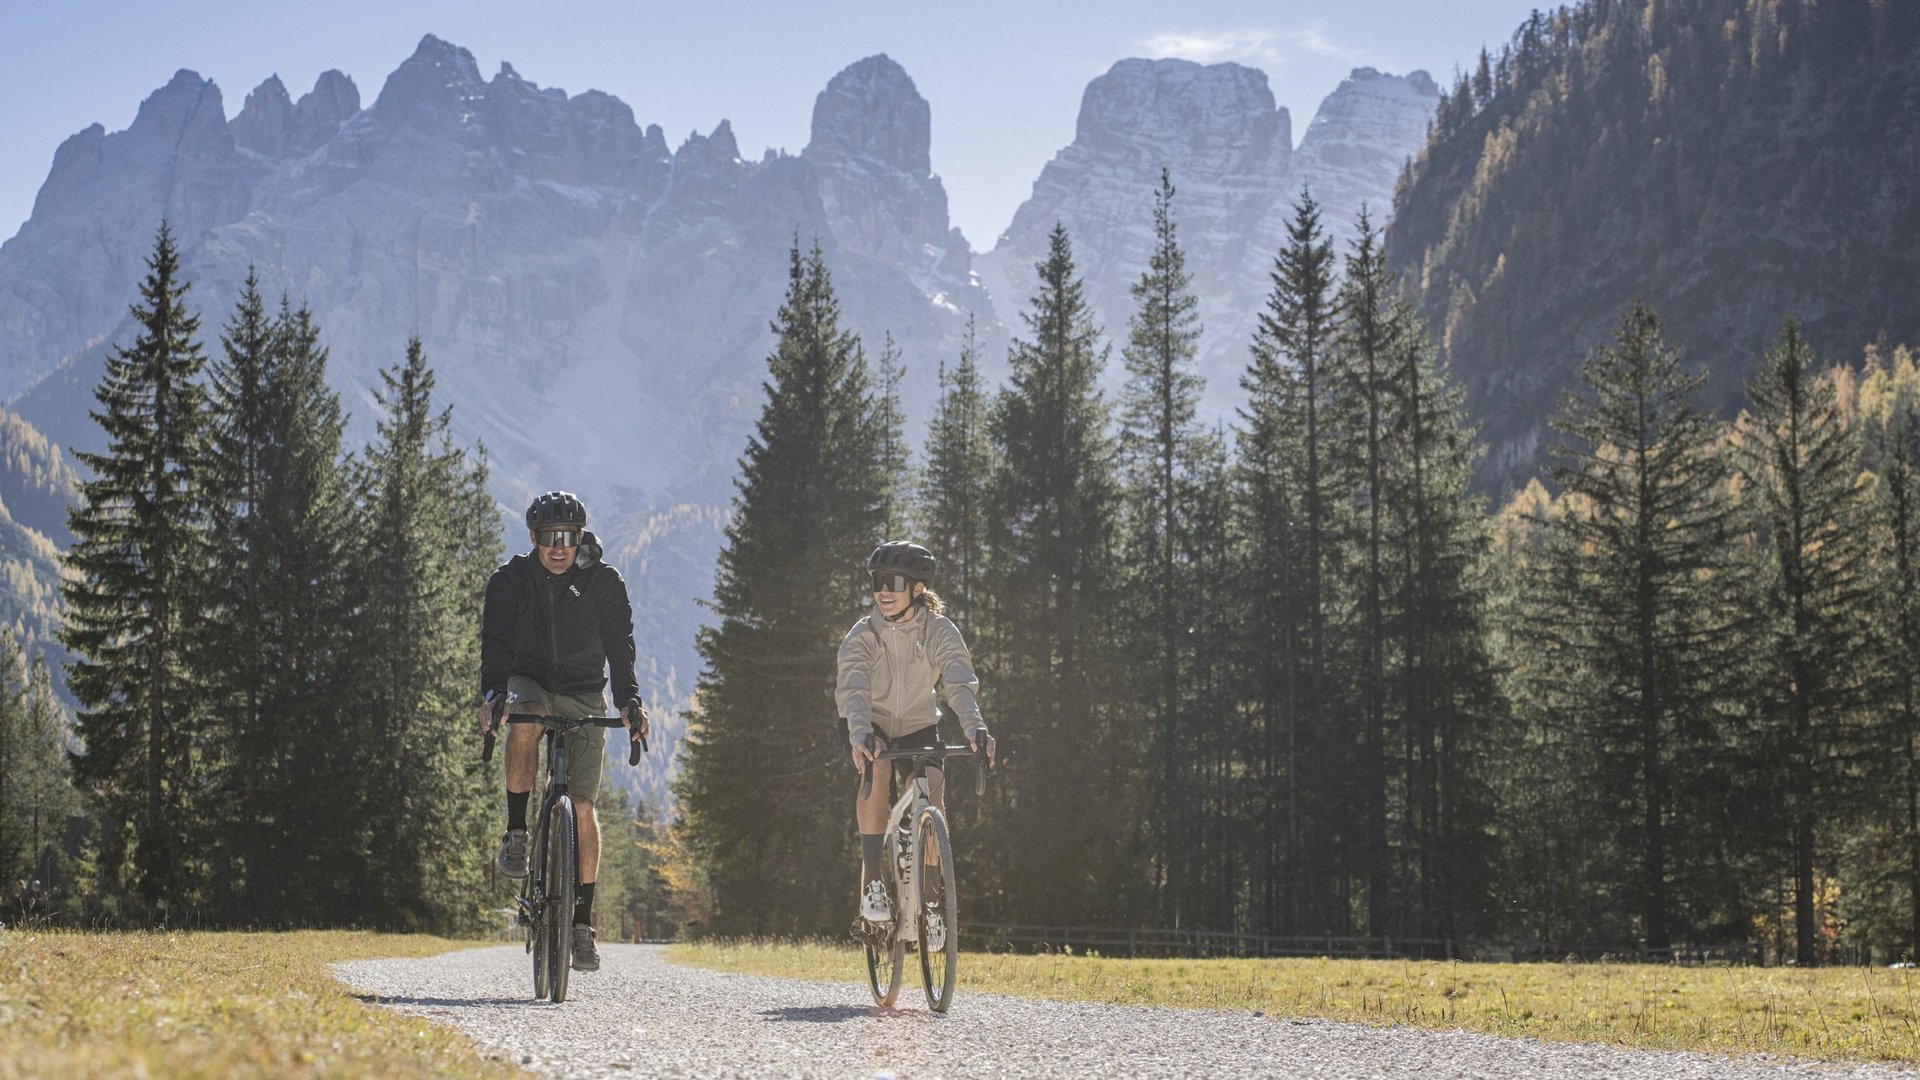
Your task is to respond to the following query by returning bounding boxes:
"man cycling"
[477,490,649,973]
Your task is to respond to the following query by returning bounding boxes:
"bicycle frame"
[881,771,936,941]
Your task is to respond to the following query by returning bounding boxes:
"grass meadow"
[0,929,519,1079]
[670,937,1920,1063]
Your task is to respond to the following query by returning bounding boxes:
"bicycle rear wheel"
[916,807,958,1012]
[527,821,549,1000]
[548,795,577,1003]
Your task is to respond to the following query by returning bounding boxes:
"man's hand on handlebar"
[476,695,506,738]
[622,697,650,750]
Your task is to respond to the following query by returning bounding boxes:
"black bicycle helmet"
[526,490,588,530]
[867,541,936,584]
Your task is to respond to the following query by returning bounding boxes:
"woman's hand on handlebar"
[850,736,875,772]
[971,727,997,767]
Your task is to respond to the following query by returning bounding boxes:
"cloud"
[1137,24,1372,69]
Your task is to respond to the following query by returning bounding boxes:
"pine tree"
[199,283,359,922]
[1736,316,1874,965]
[986,223,1127,923]
[1382,305,1501,941]
[917,314,996,627]
[1533,301,1735,953]
[873,332,913,539]
[60,223,212,911]
[1332,209,1399,934]
[352,338,500,932]
[0,637,74,911]
[1117,170,1208,926]
[1236,188,1338,934]
[1859,347,1920,958]
[675,242,884,934]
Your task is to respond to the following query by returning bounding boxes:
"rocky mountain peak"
[231,75,295,156]
[370,34,486,125]
[129,70,232,155]
[1074,58,1290,172]
[291,70,359,152]
[804,53,930,176]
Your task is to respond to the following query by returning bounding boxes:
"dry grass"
[670,938,1920,1063]
[0,928,522,1079]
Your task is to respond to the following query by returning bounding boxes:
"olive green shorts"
[506,675,608,802]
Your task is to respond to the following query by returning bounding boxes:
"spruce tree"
[199,284,359,922]
[1382,307,1500,941]
[1117,170,1208,926]
[1859,348,1920,958]
[873,332,912,539]
[675,242,884,934]
[985,223,1126,923]
[61,223,212,911]
[1332,209,1398,934]
[0,638,74,910]
[1236,188,1338,934]
[352,338,500,932]
[1736,316,1874,965]
[917,314,996,627]
[1533,301,1735,953]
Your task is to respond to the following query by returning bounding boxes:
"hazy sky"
[1,0,1547,249]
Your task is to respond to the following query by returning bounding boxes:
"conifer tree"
[675,242,884,934]
[199,283,359,922]
[1533,301,1735,953]
[986,223,1125,923]
[1117,170,1208,925]
[61,223,212,910]
[1737,317,1874,965]
[1382,308,1500,941]
[1859,348,1920,958]
[0,639,73,909]
[873,332,912,539]
[352,338,500,931]
[1332,209,1399,933]
[917,314,996,627]
[1236,188,1338,933]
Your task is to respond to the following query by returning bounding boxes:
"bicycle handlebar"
[859,742,992,800]
[481,711,647,766]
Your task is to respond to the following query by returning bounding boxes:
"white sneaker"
[923,908,946,952]
[860,879,892,923]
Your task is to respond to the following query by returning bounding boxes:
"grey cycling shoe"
[497,829,530,879]
[572,925,600,971]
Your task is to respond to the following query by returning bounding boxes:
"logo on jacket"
[569,584,581,598]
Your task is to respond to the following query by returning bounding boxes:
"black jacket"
[480,545,640,708]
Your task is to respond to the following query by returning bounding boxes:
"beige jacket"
[835,608,985,746]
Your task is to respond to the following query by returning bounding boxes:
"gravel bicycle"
[483,708,644,1003]
[853,740,987,1013]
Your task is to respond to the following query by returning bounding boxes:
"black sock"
[861,834,884,884]
[506,790,529,832]
[574,882,595,927]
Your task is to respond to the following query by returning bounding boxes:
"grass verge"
[0,928,521,1079]
[669,938,1920,1063]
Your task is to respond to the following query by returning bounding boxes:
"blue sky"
[0,0,1547,248]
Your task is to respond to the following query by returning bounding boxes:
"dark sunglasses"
[536,528,582,549]
[870,571,913,594]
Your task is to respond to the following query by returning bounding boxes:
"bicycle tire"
[549,794,577,1003]
[916,807,958,1012]
[528,817,549,1000]
[864,859,904,1008]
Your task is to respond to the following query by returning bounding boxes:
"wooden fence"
[962,924,1454,960]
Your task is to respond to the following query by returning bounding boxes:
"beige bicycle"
[853,741,986,1013]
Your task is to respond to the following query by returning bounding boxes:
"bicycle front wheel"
[548,795,578,1003]
[916,807,958,1012]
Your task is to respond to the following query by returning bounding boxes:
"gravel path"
[333,944,1916,1078]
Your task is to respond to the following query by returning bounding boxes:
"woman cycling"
[836,541,997,924]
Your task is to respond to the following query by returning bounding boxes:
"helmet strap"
[882,584,924,623]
